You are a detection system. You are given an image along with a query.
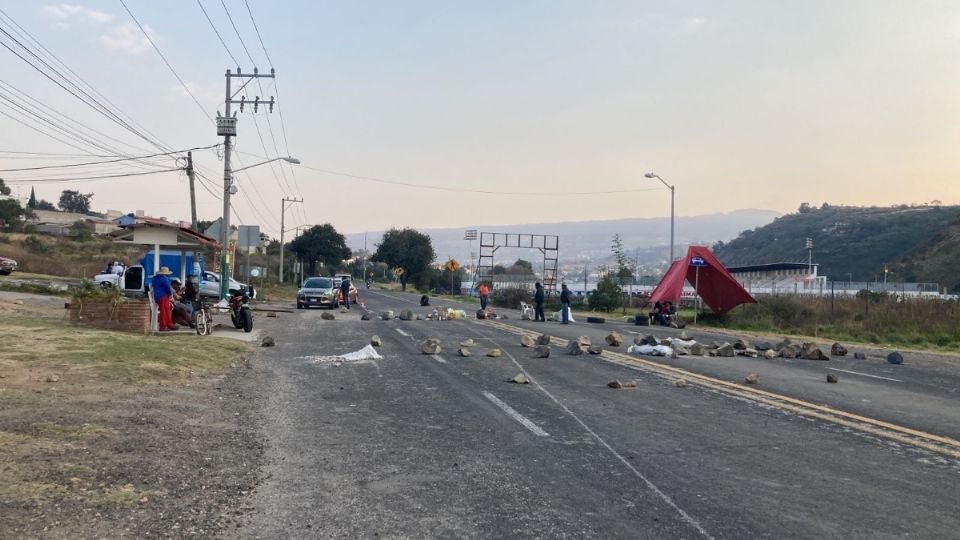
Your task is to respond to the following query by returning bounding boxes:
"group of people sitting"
[152,266,199,331]
[649,300,676,326]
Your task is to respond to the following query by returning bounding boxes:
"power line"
[218,0,300,220]
[0,7,175,154]
[0,107,112,157]
[4,167,183,184]
[0,25,161,150]
[0,85,170,171]
[219,0,256,65]
[196,0,239,66]
[0,150,105,156]
[0,79,156,157]
[0,144,219,172]
[239,2,307,222]
[119,0,213,122]
[243,0,273,66]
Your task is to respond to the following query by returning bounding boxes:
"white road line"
[395,328,411,337]
[827,367,902,382]
[482,391,550,437]
[482,335,714,539]
[431,354,447,364]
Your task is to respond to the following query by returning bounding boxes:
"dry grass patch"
[0,480,69,503]
[87,484,166,507]
[33,421,116,438]
[0,316,250,383]
[57,463,96,475]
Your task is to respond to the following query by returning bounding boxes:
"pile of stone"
[565,336,592,355]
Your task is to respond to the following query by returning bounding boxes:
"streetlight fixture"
[644,172,676,263]
[219,155,301,302]
[232,156,300,174]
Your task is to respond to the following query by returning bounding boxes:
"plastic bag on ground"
[627,344,674,356]
[338,344,383,361]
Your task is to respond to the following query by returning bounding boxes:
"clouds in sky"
[99,21,154,54]
[42,3,112,25]
[42,3,153,55]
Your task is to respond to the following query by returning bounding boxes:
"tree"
[0,178,10,196]
[511,259,534,274]
[196,219,216,234]
[68,219,93,241]
[58,190,93,214]
[288,223,351,276]
[611,233,633,285]
[0,198,25,230]
[371,228,436,291]
[35,199,56,211]
[588,275,623,312]
[27,187,37,209]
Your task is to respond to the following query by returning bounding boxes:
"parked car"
[333,277,359,305]
[198,271,256,299]
[297,276,338,309]
[0,256,17,275]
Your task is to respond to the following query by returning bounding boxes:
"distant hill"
[887,215,960,292]
[345,209,780,268]
[712,204,960,289]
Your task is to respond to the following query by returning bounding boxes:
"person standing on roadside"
[479,283,490,310]
[534,282,546,322]
[152,266,177,331]
[560,283,572,324]
[340,277,352,309]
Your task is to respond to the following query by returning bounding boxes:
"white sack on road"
[627,344,674,356]
[338,345,383,361]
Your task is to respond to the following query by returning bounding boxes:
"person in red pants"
[152,267,177,331]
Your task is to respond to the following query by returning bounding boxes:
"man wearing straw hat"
[153,266,177,331]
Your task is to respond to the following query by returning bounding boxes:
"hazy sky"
[1,1,958,239]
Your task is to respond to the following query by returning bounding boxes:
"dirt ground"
[0,292,264,538]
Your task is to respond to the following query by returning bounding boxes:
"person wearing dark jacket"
[340,278,352,309]
[183,274,198,303]
[559,283,572,324]
[533,282,546,322]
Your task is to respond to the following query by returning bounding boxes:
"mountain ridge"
[345,209,780,265]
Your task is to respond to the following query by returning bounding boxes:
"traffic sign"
[689,256,708,267]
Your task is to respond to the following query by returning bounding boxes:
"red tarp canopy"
[649,246,757,314]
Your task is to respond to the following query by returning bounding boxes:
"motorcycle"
[228,289,253,332]
[365,279,373,289]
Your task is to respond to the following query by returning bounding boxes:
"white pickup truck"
[95,266,255,298]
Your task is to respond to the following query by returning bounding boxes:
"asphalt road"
[236,290,960,539]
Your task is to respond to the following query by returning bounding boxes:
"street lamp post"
[219,156,300,301]
[644,172,676,263]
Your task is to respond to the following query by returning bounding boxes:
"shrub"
[588,276,623,312]
[22,235,48,254]
[491,286,532,309]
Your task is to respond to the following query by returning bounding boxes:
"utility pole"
[186,151,198,230]
[184,151,201,279]
[217,67,276,301]
[278,197,303,283]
